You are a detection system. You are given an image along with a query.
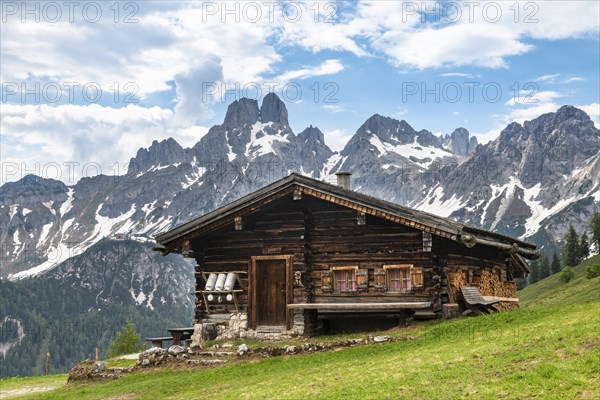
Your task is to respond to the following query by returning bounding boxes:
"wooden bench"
[461,286,500,314]
[145,336,173,348]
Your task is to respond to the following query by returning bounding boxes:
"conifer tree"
[579,233,590,261]
[591,212,600,252]
[550,252,561,275]
[563,224,580,267]
[539,254,551,280]
[528,259,541,284]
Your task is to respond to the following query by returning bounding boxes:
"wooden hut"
[155,173,538,339]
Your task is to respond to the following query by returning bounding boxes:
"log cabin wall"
[188,191,521,326]
[308,198,434,303]
[190,194,445,322]
[191,194,309,323]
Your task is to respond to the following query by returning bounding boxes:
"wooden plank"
[482,296,519,302]
[287,302,431,310]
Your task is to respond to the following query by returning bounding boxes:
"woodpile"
[448,271,466,302]
[478,270,518,311]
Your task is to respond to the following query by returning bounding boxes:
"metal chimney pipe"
[335,172,351,190]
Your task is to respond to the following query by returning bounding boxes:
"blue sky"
[1,1,599,184]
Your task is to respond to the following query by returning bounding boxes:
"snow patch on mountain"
[59,189,74,216]
[245,121,289,159]
[10,241,72,279]
[370,136,453,168]
[38,221,54,246]
[93,203,137,239]
[416,187,466,218]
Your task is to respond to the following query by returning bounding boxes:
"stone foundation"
[192,312,305,345]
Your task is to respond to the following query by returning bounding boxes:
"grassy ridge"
[4,256,599,400]
[10,304,599,400]
[518,254,600,308]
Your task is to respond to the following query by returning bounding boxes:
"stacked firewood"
[478,270,518,311]
[448,271,467,303]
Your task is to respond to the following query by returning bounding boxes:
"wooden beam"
[482,296,519,302]
[287,302,431,310]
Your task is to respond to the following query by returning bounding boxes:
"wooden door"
[255,259,287,326]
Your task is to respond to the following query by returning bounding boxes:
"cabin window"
[332,267,357,292]
[384,264,423,291]
[385,265,411,291]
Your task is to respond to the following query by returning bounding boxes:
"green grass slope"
[10,310,600,398]
[518,254,600,308]
[4,257,599,400]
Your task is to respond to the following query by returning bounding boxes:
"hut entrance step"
[412,308,437,319]
[255,325,286,333]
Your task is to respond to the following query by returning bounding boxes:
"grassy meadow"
[2,256,598,399]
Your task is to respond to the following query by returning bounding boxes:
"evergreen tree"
[550,252,561,275]
[563,224,580,267]
[528,259,541,285]
[106,321,143,358]
[579,233,590,261]
[539,254,551,280]
[591,212,600,252]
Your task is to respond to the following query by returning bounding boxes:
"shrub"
[585,264,600,279]
[560,266,576,283]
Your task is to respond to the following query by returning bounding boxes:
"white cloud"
[504,91,565,123]
[173,59,224,124]
[578,103,600,128]
[533,74,586,85]
[276,59,344,82]
[0,3,281,100]
[394,107,409,117]
[323,104,345,114]
[563,77,585,84]
[277,1,599,70]
[440,73,479,78]
[0,104,208,184]
[471,126,504,145]
[535,74,560,82]
[374,23,532,69]
[323,129,352,152]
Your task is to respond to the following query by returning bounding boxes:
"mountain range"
[3,94,598,280]
[1,93,598,376]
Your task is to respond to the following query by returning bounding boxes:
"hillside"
[2,100,597,377]
[3,258,599,400]
[518,254,600,308]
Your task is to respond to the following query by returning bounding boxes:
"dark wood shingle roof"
[155,173,539,260]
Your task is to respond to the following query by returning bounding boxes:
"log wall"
[189,193,516,323]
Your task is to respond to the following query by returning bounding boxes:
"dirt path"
[0,384,61,398]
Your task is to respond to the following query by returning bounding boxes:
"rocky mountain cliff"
[1,94,598,377]
[415,105,600,253]
[328,113,475,204]
[2,98,597,282]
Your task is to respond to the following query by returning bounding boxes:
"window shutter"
[374,268,386,291]
[321,271,333,293]
[411,268,424,288]
[356,269,368,292]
